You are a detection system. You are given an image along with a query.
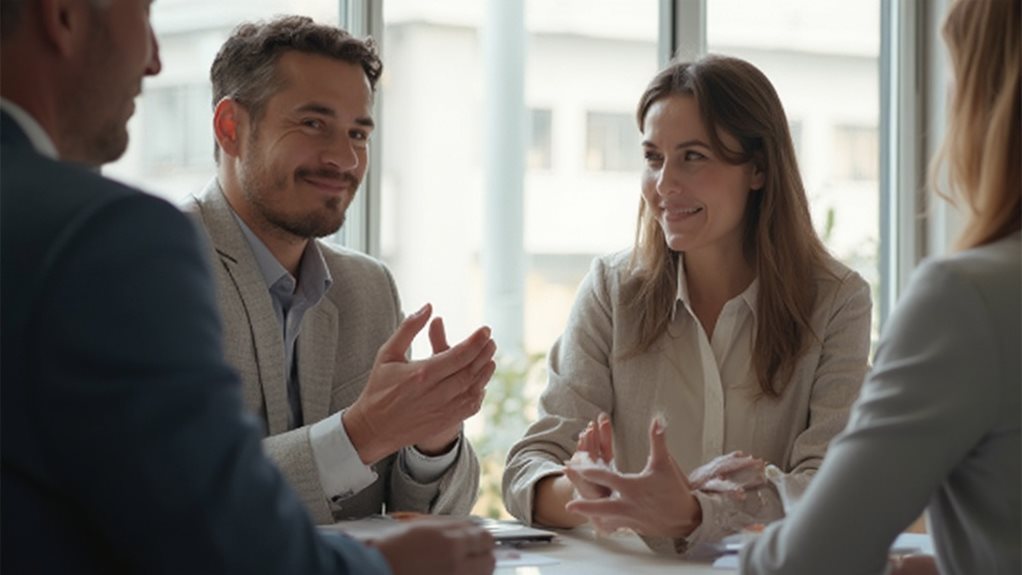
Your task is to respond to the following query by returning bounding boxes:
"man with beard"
[1,1,494,573]
[184,16,494,524]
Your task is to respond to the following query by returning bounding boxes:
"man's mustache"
[295,167,360,188]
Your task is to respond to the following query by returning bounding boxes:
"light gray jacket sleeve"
[502,257,618,524]
[389,438,480,515]
[740,259,1001,575]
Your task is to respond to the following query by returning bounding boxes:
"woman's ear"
[750,162,766,191]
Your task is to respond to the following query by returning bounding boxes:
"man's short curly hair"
[210,15,383,160]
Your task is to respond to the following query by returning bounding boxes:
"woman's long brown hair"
[628,55,828,397]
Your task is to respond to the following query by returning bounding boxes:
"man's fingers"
[468,340,497,376]
[377,303,432,363]
[429,316,450,354]
[419,325,493,383]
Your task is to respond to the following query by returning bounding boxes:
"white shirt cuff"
[400,435,461,484]
[309,411,378,503]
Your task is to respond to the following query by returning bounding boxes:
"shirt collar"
[671,252,759,321]
[1,98,59,159]
[228,205,333,303]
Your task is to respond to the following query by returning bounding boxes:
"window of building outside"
[528,108,553,170]
[143,84,213,171]
[585,111,643,172]
[833,125,880,181]
[707,0,882,343]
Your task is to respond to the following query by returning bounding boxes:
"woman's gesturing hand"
[564,416,702,538]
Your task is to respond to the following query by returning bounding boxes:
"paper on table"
[496,548,559,568]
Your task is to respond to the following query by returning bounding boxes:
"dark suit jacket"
[0,111,389,574]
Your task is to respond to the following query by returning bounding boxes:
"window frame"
[341,0,949,331]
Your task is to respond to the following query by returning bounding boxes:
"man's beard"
[239,155,357,239]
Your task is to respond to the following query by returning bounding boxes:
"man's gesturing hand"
[343,303,497,464]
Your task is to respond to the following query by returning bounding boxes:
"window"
[527,108,553,171]
[142,84,213,171]
[788,119,803,161]
[833,125,879,181]
[584,111,642,172]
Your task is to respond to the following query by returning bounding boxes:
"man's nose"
[322,137,360,172]
[145,27,162,76]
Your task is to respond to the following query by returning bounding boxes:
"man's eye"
[350,130,369,141]
[302,119,323,129]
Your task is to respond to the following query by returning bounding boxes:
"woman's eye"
[684,150,706,161]
[302,119,323,129]
[644,151,663,165]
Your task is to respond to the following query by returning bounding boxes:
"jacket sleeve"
[263,428,336,523]
[502,257,618,524]
[34,195,388,574]
[388,436,481,515]
[740,260,999,574]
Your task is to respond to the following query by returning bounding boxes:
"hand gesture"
[374,519,496,575]
[413,316,495,454]
[689,451,766,498]
[564,412,615,500]
[564,416,701,538]
[344,304,497,464]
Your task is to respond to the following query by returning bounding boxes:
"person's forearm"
[533,474,587,528]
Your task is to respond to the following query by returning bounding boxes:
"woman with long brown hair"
[741,0,1020,573]
[502,54,873,553]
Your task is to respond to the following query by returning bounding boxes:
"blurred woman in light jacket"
[502,54,873,555]
[740,0,1021,574]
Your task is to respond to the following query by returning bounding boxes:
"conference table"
[325,518,732,574]
[495,526,731,574]
[327,517,936,573]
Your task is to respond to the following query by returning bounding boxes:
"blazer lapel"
[195,179,291,434]
[297,294,338,425]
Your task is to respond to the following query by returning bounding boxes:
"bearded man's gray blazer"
[184,181,479,523]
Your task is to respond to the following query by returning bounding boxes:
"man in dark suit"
[0,1,494,573]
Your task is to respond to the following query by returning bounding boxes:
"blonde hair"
[932,0,1021,249]
[628,55,827,397]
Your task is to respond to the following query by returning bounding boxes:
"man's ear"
[36,0,90,58]
[213,98,246,159]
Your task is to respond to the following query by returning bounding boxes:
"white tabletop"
[497,527,732,574]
